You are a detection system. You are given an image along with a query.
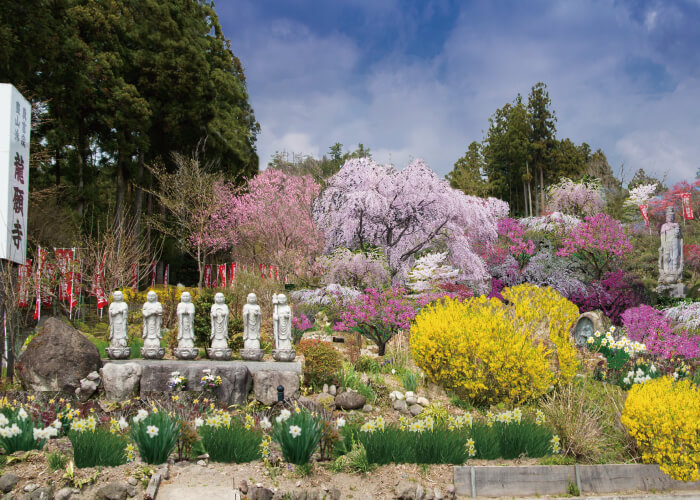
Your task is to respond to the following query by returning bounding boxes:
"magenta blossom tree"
[334,286,416,355]
[556,213,633,279]
[621,305,700,360]
[313,158,509,286]
[209,169,324,277]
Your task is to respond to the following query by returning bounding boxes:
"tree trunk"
[377,341,386,356]
[539,165,545,215]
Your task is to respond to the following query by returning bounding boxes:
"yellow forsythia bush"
[412,294,567,405]
[621,377,700,482]
[501,284,580,385]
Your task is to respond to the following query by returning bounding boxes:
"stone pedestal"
[656,283,687,298]
[240,348,264,361]
[106,347,131,360]
[207,347,232,361]
[141,347,166,359]
[173,347,198,360]
[272,349,296,362]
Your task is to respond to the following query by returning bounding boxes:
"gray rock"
[392,399,408,412]
[433,486,444,500]
[322,383,329,393]
[75,375,100,402]
[405,395,417,405]
[138,361,251,406]
[94,481,129,500]
[54,487,77,500]
[396,481,418,500]
[197,460,207,466]
[253,370,300,405]
[329,384,337,396]
[416,484,425,500]
[416,396,430,407]
[362,404,373,412]
[0,474,18,494]
[23,484,38,493]
[329,488,341,500]
[446,484,455,499]
[101,363,142,401]
[248,485,274,500]
[29,486,52,500]
[126,478,138,487]
[86,371,100,381]
[16,318,101,393]
[126,485,137,498]
[335,391,366,410]
[315,392,336,410]
[409,404,423,417]
[238,479,248,494]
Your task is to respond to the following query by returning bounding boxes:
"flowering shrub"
[570,270,644,325]
[271,406,324,466]
[500,284,580,384]
[622,305,700,360]
[198,411,262,463]
[292,313,314,345]
[291,284,361,325]
[130,409,181,464]
[297,339,342,389]
[624,183,658,208]
[69,417,128,468]
[411,296,566,405]
[547,177,603,217]
[335,286,416,356]
[621,377,700,482]
[557,213,633,279]
[497,218,536,268]
[0,406,55,453]
[407,252,459,293]
[664,302,700,330]
[316,248,390,289]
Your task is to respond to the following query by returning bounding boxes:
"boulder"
[101,363,142,401]
[409,404,423,417]
[94,481,129,500]
[0,473,18,493]
[315,392,336,410]
[75,371,100,402]
[29,486,53,500]
[335,391,366,410]
[253,370,300,405]
[54,487,78,500]
[416,396,430,407]
[392,399,408,412]
[16,318,101,393]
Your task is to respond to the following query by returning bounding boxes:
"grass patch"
[69,428,128,468]
[199,419,262,463]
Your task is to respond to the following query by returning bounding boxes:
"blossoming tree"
[209,169,324,276]
[547,178,603,217]
[313,158,509,285]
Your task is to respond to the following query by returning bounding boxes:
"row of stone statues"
[105,290,296,362]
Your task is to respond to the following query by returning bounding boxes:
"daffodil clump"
[0,406,56,453]
[130,408,181,465]
[621,377,700,482]
[197,409,263,463]
[68,414,129,468]
[411,287,579,405]
[271,405,324,466]
[469,408,555,460]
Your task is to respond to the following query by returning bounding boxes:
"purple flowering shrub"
[334,286,416,355]
[292,313,315,345]
[570,270,644,325]
[497,218,536,269]
[316,248,390,289]
[622,305,700,360]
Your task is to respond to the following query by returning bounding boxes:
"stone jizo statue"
[659,206,684,285]
[240,293,264,361]
[174,291,197,359]
[106,291,130,359]
[272,293,295,361]
[141,290,165,359]
[208,292,232,360]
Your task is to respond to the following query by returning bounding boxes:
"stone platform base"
[141,347,166,359]
[272,349,296,362]
[656,283,687,298]
[207,347,232,360]
[102,359,301,406]
[240,348,264,361]
[173,347,199,360]
[105,347,131,360]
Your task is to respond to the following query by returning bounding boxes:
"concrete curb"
[453,464,700,498]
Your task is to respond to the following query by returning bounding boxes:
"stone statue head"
[181,292,191,303]
[112,290,123,302]
[214,292,225,304]
[666,206,676,223]
[147,291,158,303]
[277,293,288,305]
[247,293,257,304]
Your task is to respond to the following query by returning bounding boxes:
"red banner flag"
[681,193,694,220]
[229,262,236,287]
[17,259,31,307]
[150,261,156,288]
[639,205,650,227]
[274,266,279,281]
[268,265,273,279]
[259,263,265,277]
[204,265,212,287]
[163,264,169,287]
[217,264,226,287]
[93,253,108,310]
[54,248,74,301]
[70,258,81,308]
[131,263,139,291]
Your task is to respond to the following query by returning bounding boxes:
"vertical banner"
[39,248,52,307]
[71,256,80,308]
[259,263,264,277]
[54,248,74,301]
[639,205,650,227]
[163,264,169,287]
[0,84,31,264]
[229,262,236,287]
[284,274,289,284]
[150,261,156,288]
[681,193,694,220]
[274,266,279,281]
[93,253,108,310]
[217,264,226,287]
[243,263,247,274]
[17,258,31,307]
[204,264,212,288]
[268,265,273,279]
[131,263,139,291]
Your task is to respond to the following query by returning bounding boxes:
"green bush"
[69,428,127,468]
[199,418,262,463]
[47,450,68,470]
[130,410,181,465]
[470,413,553,460]
[400,370,418,392]
[354,355,381,373]
[297,340,341,389]
[271,408,324,465]
[0,407,47,453]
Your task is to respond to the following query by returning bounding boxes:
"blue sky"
[218,0,700,184]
